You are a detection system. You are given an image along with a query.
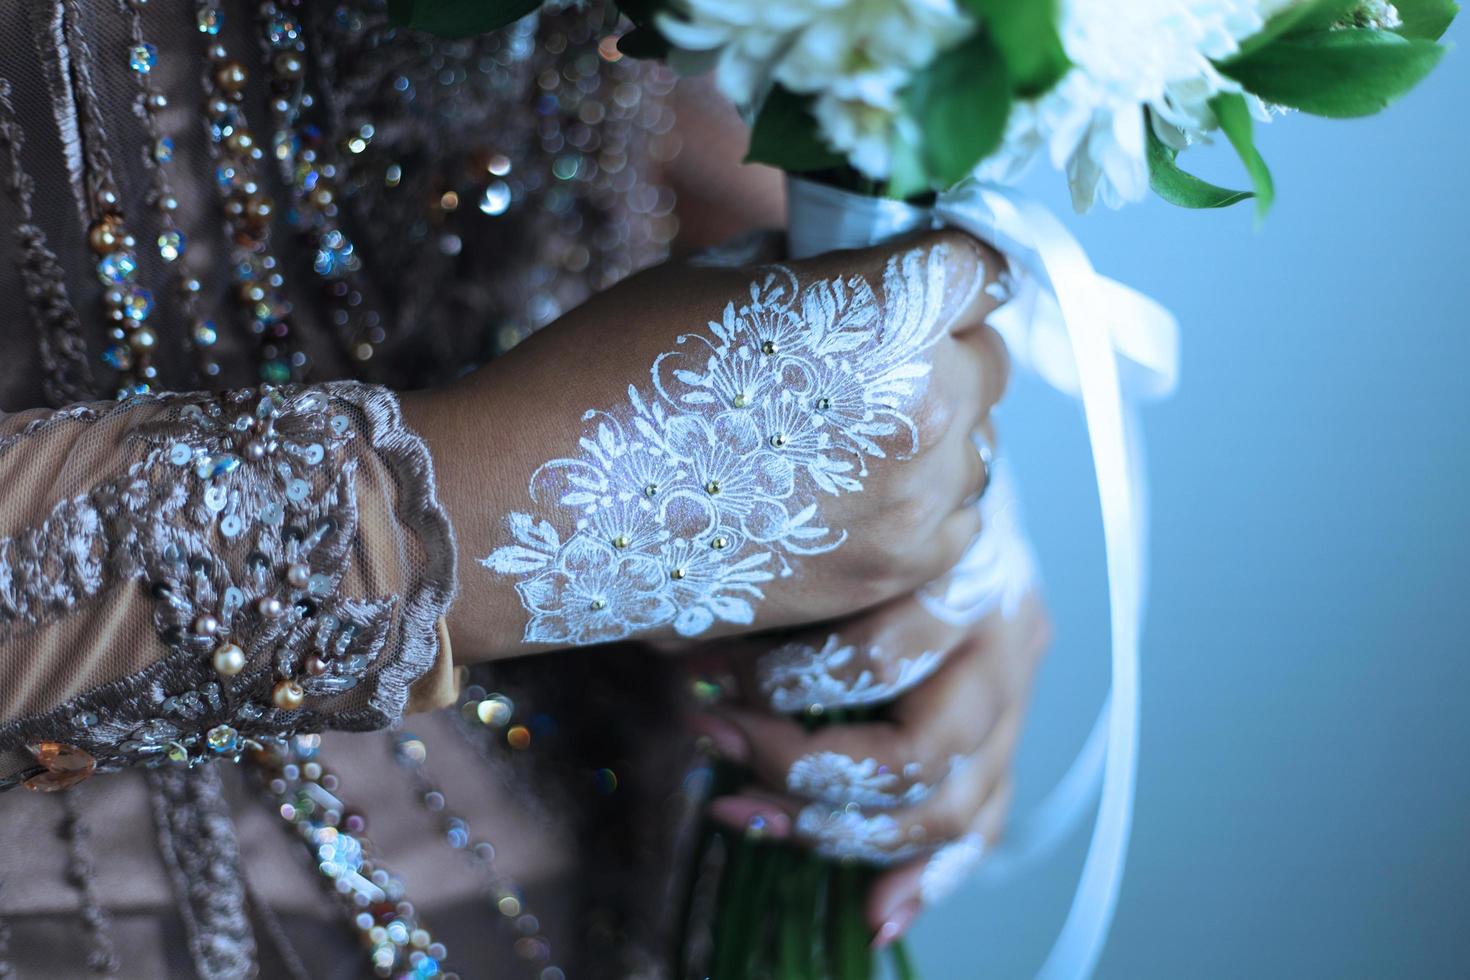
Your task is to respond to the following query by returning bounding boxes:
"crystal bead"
[266,14,301,46]
[101,343,133,371]
[158,230,185,262]
[195,453,241,479]
[193,319,218,346]
[123,288,154,321]
[196,7,222,34]
[307,573,332,597]
[153,136,175,163]
[129,43,157,75]
[97,251,138,285]
[165,742,190,763]
[23,742,95,792]
[261,359,291,384]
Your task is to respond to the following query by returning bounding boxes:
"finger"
[867,776,1014,947]
[749,592,965,714]
[715,636,1006,807]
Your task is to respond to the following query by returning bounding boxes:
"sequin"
[206,724,241,754]
[129,43,158,75]
[158,230,185,262]
[480,180,512,215]
[204,485,229,512]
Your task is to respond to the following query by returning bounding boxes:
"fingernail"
[872,897,921,950]
[707,796,791,840]
[688,712,750,764]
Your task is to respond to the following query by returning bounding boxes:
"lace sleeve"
[0,382,456,791]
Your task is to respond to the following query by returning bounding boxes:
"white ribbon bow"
[789,177,1179,980]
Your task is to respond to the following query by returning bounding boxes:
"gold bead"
[271,679,305,710]
[212,643,246,676]
[769,434,787,448]
[711,536,728,550]
[760,340,778,355]
[216,60,248,93]
[816,397,832,411]
[590,598,607,611]
[705,480,721,495]
[305,655,329,676]
[88,218,122,254]
[732,394,748,408]
[670,568,686,580]
[612,535,630,549]
[643,483,659,497]
[225,129,254,154]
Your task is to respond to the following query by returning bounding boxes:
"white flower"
[661,0,972,177]
[976,0,1291,210]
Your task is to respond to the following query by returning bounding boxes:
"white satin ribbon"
[788,177,1179,980]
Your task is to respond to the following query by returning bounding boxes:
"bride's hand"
[686,585,1051,945]
[408,228,1010,660]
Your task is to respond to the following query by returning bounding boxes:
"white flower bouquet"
[390,1,1455,977]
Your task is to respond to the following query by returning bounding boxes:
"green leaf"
[386,0,540,38]
[1234,0,1362,57]
[885,126,931,201]
[1210,93,1275,218]
[1394,0,1460,39]
[903,29,1013,188]
[744,87,847,173]
[1220,28,1446,118]
[960,0,1071,97]
[1146,124,1254,210]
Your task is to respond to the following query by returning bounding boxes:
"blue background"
[913,20,1470,980]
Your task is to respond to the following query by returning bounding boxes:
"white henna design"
[795,804,924,864]
[484,247,955,644]
[918,833,986,906]
[787,751,931,808]
[758,633,945,714]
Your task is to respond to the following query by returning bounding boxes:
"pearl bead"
[244,441,266,461]
[704,480,721,495]
[760,340,779,355]
[612,535,629,549]
[305,655,329,676]
[711,536,728,550]
[216,61,248,93]
[257,596,284,619]
[287,563,311,589]
[212,643,246,676]
[670,568,686,580]
[194,613,219,637]
[88,219,121,254]
[271,679,304,710]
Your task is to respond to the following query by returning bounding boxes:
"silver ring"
[964,431,994,509]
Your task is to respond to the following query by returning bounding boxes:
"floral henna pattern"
[787,750,932,808]
[484,246,956,645]
[758,633,946,714]
[794,804,924,865]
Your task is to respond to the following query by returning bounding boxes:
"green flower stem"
[888,939,919,980]
[710,831,757,980]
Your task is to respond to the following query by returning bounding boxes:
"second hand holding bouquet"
[389,0,1455,976]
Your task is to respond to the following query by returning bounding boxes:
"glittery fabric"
[0,0,683,976]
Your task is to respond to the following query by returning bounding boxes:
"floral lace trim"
[484,246,952,644]
[757,633,946,714]
[0,382,456,783]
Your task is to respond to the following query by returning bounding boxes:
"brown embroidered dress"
[0,1,682,976]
